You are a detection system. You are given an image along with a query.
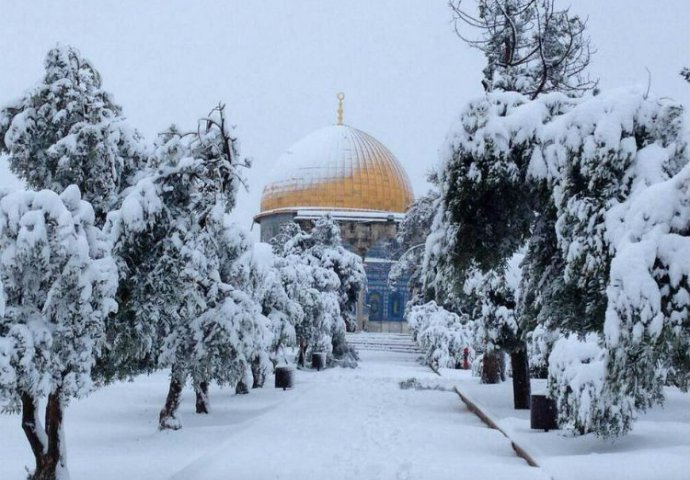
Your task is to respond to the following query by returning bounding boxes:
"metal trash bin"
[311,352,327,371]
[274,365,294,390]
[530,394,558,431]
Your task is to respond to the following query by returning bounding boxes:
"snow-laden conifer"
[244,243,300,373]
[0,45,146,225]
[406,301,473,371]
[389,191,438,304]
[0,186,117,480]
[423,0,598,406]
[462,252,529,392]
[423,84,688,433]
[429,83,688,434]
[273,217,365,365]
[541,93,689,436]
[548,333,610,435]
[310,216,366,335]
[103,104,262,427]
[277,224,342,360]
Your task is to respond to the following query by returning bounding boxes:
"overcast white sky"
[1,0,688,231]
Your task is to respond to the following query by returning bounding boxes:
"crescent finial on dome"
[337,92,345,125]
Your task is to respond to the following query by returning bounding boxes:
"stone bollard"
[274,365,294,390]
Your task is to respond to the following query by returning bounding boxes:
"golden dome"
[259,125,414,214]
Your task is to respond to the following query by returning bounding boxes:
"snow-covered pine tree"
[271,225,320,367]
[406,301,473,371]
[105,125,206,421]
[537,90,690,436]
[428,85,688,434]
[309,216,366,349]
[0,186,117,480]
[0,45,146,225]
[101,126,188,384]
[273,220,351,366]
[154,105,268,425]
[604,163,689,423]
[419,0,598,407]
[389,190,439,305]
[463,252,528,393]
[104,104,261,427]
[241,242,300,378]
[184,210,272,400]
[422,91,542,404]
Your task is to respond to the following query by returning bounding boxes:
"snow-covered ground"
[451,371,690,480]
[0,351,547,480]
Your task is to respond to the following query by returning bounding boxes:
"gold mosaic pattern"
[260,126,414,213]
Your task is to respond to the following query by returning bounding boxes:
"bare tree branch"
[449,0,597,97]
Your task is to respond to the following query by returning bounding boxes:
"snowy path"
[1,351,549,480]
[169,351,548,480]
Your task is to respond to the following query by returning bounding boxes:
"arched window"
[367,292,383,321]
[388,292,404,321]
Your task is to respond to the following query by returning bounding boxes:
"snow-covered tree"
[431,2,597,383]
[389,190,438,304]
[548,333,611,435]
[310,216,366,335]
[420,91,560,405]
[277,223,342,359]
[0,45,146,225]
[100,127,188,383]
[273,217,364,365]
[0,186,117,480]
[156,106,267,426]
[427,12,687,430]
[541,92,689,436]
[450,0,597,98]
[103,104,261,428]
[406,301,473,371]
[248,244,301,366]
[549,158,690,436]
[445,86,689,436]
[168,205,270,407]
[462,252,531,397]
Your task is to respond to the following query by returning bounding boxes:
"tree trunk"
[195,381,210,414]
[510,342,531,409]
[235,380,249,395]
[21,390,67,480]
[159,367,184,430]
[251,357,266,389]
[297,338,307,368]
[499,350,507,382]
[481,350,503,384]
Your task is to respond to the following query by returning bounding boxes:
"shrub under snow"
[407,301,473,370]
[547,334,626,436]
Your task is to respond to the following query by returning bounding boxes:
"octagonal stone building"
[254,96,414,332]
